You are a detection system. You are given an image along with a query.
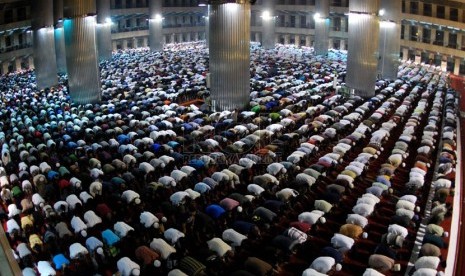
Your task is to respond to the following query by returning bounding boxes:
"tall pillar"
[314,0,330,55]
[295,35,300,47]
[444,30,450,47]
[14,58,22,72]
[205,7,210,45]
[284,34,290,45]
[54,0,67,74]
[378,0,401,80]
[97,0,112,61]
[402,48,409,61]
[209,1,251,111]
[414,50,421,63]
[262,0,276,49]
[306,36,311,47]
[149,0,163,51]
[63,0,101,104]
[112,41,118,51]
[346,0,380,98]
[32,0,58,89]
[340,39,346,50]
[1,62,9,75]
[454,57,461,75]
[28,56,35,70]
[143,37,148,47]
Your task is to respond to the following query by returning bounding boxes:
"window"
[136,0,145,7]
[410,25,418,41]
[450,8,458,21]
[251,12,257,26]
[308,17,315,29]
[333,17,341,31]
[410,1,418,14]
[402,0,405,13]
[448,33,457,48]
[4,10,13,24]
[5,36,12,47]
[126,19,131,27]
[331,0,342,7]
[17,8,27,21]
[401,25,405,39]
[422,28,431,43]
[300,16,306,28]
[423,4,432,17]
[115,0,122,9]
[434,30,444,45]
[437,5,445,19]
[278,15,285,27]
[290,16,296,27]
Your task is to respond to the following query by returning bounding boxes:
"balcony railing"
[0,43,32,54]
[112,26,149,33]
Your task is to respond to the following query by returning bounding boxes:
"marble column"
[306,36,311,47]
[209,1,251,111]
[454,57,461,75]
[32,0,58,89]
[402,48,409,61]
[28,56,35,69]
[314,0,330,55]
[149,0,163,51]
[378,0,401,80]
[340,39,346,50]
[14,58,22,72]
[54,0,67,74]
[63,0,101,104]
[97,0,112,61]
[1,62,10,75]
[262,0,276,49]
[346,0,380,97]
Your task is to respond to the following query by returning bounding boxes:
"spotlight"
[313,12,321,20]
[105,17,112,24]
[379,9,385,16]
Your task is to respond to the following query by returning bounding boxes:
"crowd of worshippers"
[0,41,458,276]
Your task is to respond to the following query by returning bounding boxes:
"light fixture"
[313,12,321,20]
[154,14,163,22]
[105,17,112,24]
[261,10,273,21]
[379,9,385,16]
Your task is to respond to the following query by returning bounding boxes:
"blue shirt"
[102,229,120,246]
[205,204,226,219]
[53,254,70,270]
